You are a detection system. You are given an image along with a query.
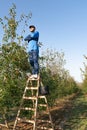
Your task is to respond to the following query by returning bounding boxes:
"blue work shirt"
[24,31,39,53]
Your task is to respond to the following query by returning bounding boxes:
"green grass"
[64,93,87,130]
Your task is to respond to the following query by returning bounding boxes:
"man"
[24,25,39,78]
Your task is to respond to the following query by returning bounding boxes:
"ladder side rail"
[44,96,54,130]
[33,78,40,130]
[13,78,30,130]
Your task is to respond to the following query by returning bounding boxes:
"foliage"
[40,49,66,76]
[40,49,79,106]
[0,43,2,53]
[0,3,32,44]
[0,42,30,108]
[0,4,31,117]
[81,55,87,93]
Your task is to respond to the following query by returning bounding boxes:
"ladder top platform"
[27,76,40,81]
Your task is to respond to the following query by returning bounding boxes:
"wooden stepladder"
[13,76,54,130]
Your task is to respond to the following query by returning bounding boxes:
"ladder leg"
[44,97,54,129]
[33,78,39,130]
[13,79,30,130]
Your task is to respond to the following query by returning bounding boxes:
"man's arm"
[24,31,39,42]
[24,35,32,42]
[24,34,38,42]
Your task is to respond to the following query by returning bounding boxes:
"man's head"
[29,25,36,32]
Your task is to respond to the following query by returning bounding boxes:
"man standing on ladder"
[24,25,39,78]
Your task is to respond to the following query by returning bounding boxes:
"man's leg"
[29,52,34,74]
[33,51,39,75]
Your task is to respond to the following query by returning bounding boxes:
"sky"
[0,0,87,82]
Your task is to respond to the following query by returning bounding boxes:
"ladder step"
[21,107,35,111]
[17,118,35,124]
[39,104,47,107]
[0,123,8,128]
[28,77,39,80]
[26,86,38,90]
[23,96,37,100]
[23,96,46,100]
[39,96,46,99]
[37,126,53,130]
[37,119,51,123]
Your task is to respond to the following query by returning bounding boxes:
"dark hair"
[29,25,36,29]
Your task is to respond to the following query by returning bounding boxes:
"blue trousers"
[29,51,39,74]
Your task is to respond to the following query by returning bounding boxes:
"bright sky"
[0,0,87,82]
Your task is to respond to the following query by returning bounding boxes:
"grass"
[63,93,87,130]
